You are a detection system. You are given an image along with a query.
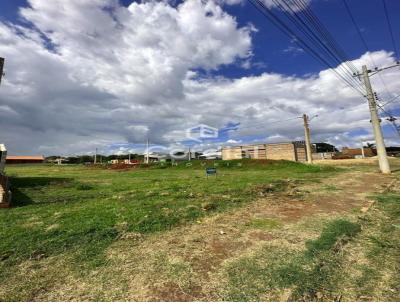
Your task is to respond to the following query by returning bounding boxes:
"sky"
[0,0,399,156]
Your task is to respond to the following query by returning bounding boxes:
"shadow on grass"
[9,177,73,207]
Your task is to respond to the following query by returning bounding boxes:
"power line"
[246,0,398,147]
[382,0,399,59]
[375,94,400,138]
[269,0,365,92]
[294,0,360,75]
[234,101,372,133]
[248,0,366,98]
[342,0,397,104]
[341,0,374,65]
[291,0,361,76]
[382,94,400,107]
[231,116,301,131]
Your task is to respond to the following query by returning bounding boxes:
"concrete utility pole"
[302,114,313,164]
[0,57,4,85]
[145,139,149,164]
[360,141,365,159]
[188,147,191,161]
[94,148,98,164]
[361,65,390,174]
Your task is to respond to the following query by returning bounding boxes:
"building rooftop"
[6,155,45,160]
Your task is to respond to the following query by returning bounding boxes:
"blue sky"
[2,1,399,77]
[0,0,399,155]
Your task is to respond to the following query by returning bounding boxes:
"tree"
[314,143,338,153]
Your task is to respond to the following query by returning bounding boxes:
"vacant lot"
[0,159,399,301]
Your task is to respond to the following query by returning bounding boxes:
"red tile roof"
[6,155,44,160]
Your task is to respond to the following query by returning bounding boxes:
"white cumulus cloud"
[0,0,398,156]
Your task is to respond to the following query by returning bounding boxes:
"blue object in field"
[206,167,217,177]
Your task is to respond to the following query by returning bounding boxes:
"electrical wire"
[248,0,367,98]
[230,116,301,131]
[382,0,399,59]
[245,0,398,140]
[382,94,400,107]
[287,0,361,77]
[268,0,364,91]
[342,0,395,103]
[294,0,360,74]
[376,95,400,137]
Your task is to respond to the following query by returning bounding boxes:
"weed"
[245,218,281,230]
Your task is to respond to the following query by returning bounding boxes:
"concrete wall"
[222,142,307,162]
[312,152,334,160]
[266,143,296,161]
[294,142,307,162]
[242,144,267,159]
[221,147,243,160]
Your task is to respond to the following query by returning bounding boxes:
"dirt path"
[39,169,396,302]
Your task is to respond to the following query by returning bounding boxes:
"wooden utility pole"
[302,114,313,164]
[361,65,390,174]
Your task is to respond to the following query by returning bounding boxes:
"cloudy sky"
[0,0,399,156]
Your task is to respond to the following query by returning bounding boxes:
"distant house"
[341,147,375,158]
[6,155,45,164]
[148,153,173,162]
[222,141,307,162]
[387,147,400,157]
[46,157,68,165]
[199,150,222,160]
[109,159,139,165]
[312,152,335,160]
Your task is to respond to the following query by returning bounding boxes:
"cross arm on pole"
[367,62,400,77]
[352,62,400,78]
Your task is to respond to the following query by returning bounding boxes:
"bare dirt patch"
[150,282,203,302]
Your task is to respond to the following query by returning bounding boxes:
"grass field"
[0,160,398,301]
[1,161,332,273]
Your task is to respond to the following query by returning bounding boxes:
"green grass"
[305,219,361,257]
[222,179,400,302]
[346,191,400,301]
[0,160,337,281]
[245,218,281,230]
[224,219,361,301]
[322,184,341,191]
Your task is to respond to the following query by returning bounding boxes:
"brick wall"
[266,143,296,161]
